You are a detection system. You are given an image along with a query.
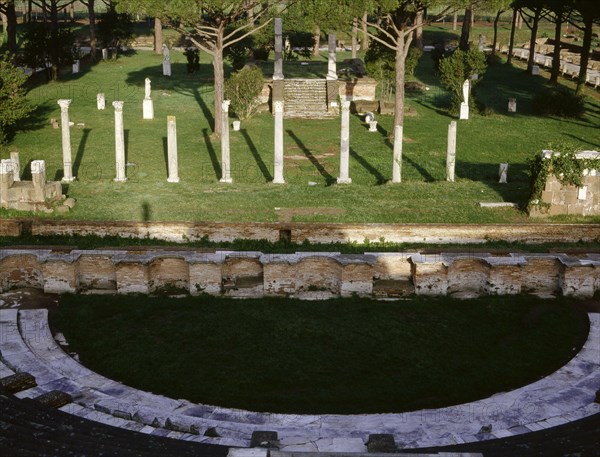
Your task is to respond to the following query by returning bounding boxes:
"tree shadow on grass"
[73,128,91,178]
[162,137,169,179]
[350,148,386,184]
[563,134,600,150]
[240,129,272,182]
[203,128,221,180]
[286,129,335,186]
[126,62,215,131]
[403,152,436,183]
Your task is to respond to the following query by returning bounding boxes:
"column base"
[167,177,180,183]
[272,74,284,81]
[336,177,352,184]
[114,177,128,183]
[272,178,286,184]
[219,177,233,184]
[459,103,469,120]
[61,177,76,183]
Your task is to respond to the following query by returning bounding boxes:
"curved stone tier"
[0,308,598,452]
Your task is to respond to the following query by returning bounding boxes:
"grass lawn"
[2,35,599,224]
[53,294,586,414]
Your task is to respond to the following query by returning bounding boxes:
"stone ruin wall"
[0,249,598,299]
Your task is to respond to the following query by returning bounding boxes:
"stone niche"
[0,158,64,212]
[531,150,600,217]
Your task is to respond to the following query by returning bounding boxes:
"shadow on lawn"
[202,128,221,180]
[350,148,386,184]
[286,129,335,185]
[241,129,272,182]
[126,63,215,130]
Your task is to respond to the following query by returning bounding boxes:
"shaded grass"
[54,294,586,414]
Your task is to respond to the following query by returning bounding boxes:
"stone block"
[341,263,373,297]
[42,260,78,293]
[295,257,342,296]
[366,434,396,453]
[412,260,448,296]
[189,262,222,296]
[116,262,149,294]
[78,255,117,292]
[521,257,560,294]
[0,372,37,393]
[148,257,190,295]
[373,254,412,280]
[0,255,43,291]
[561,264,596,298]
[448,258,489,297]
[251,431,279,448]
[263,262,296,296]
[34,390,73,408]
[488,265,521,295]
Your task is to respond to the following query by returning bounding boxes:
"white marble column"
[143,77,154,120]
[113,101,127,182]
[220,100,232,183]
[31,160,46,201]
[459,79,470,120]
[327,34,337,81]
[273,101,285,184]
[97,93,106,110]
[391,125,403,183]
[10,151,20,182]
[58,99,75,182]
[446,121,457,182]
[337,100,352,184]
[273,18,284,80]
[167,116,179,183]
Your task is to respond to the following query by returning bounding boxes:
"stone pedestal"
[72,60,80,74]
[31,160,46,201]
[391,125,403,183]
[102,48,108,60]
[368,121,378,132]
[531,65,540,75]
[58,99,75,183]
[273,18,284,80]
[478,34,484,52]
[143,98,154,120]
[0,160,14,205]
[272,101,285,184]
[220,100,232,183]
[10,151,20,182]
[232,121,240,131]
[459,102,469,120]
[97,93,106,110]
[167,116,179,183]
[499,163,508,183]
[162,45,172,76]
[337,100,352,184]
[446,121,457,182]
[327,34,337,81]
[113,101,127,182]
[508,98,517,113]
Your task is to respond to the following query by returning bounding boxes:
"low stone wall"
[1,249,598,299]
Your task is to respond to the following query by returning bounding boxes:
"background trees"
[0,52,33,144]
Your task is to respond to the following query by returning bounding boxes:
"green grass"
[2,43,599,224]
[53,294,586,414]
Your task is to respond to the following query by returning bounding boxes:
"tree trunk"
[312,25,320,56]
[452,11,457,31]
[21,0,26,23]
[550,14,562,83]
[213,31,225,137]
[362,11,368,52]
[27,0,32,23]
[459,8,472,51]
[154,17,163,54]
[471,7,474,27]
[50,0,59,81]
[507,7,517,64]
[526,7,541,74]
[1,12,7,39]
[492,10,502,55]
[415,10,423,50]
[351,17,357,58]
[576,17,593,95]
[6,2,17,53]
[87,0,97,60]
[69,2,74,20]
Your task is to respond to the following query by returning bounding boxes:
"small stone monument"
[337,100,352,184]
[58,99,75,183]
[162,44,172,76]
[113,101,127,182]
[72,60,80,74]
[531,65,540,75]
[167,116,179,183]
[10,151,20,181]
[97,93,106,110]
[459,79,470,120]
[478,34,484,52]
[446,121,457,182]
[508,98,517,113]
[272,100,285,184]
[364,112,375,123]
[499,163,508,183]
[143,77,154,120]
[232,121,241,131]
[368,121,378,132]
[102,48,108,60]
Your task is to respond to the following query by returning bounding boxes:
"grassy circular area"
[54,294,586,414]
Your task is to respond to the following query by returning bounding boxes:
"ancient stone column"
[446,121,457,182]
[337,100,352,184]
[272,101,285,184]
[58,99,75,182]
[273,18,284,80]
[499,163,508,183]
[327,34,337,80]
[72,59,80,74]
[0,159,14,206]
[113,101,127,182]
[508,98,517,113]
[143,77,154,120]
[391,125,403,183]
[10,151,20,182]
[220,100,232,183]
[167,116,179,183]
[162,44,172,76]
[31,160,46,201]
[459,79,470,120]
